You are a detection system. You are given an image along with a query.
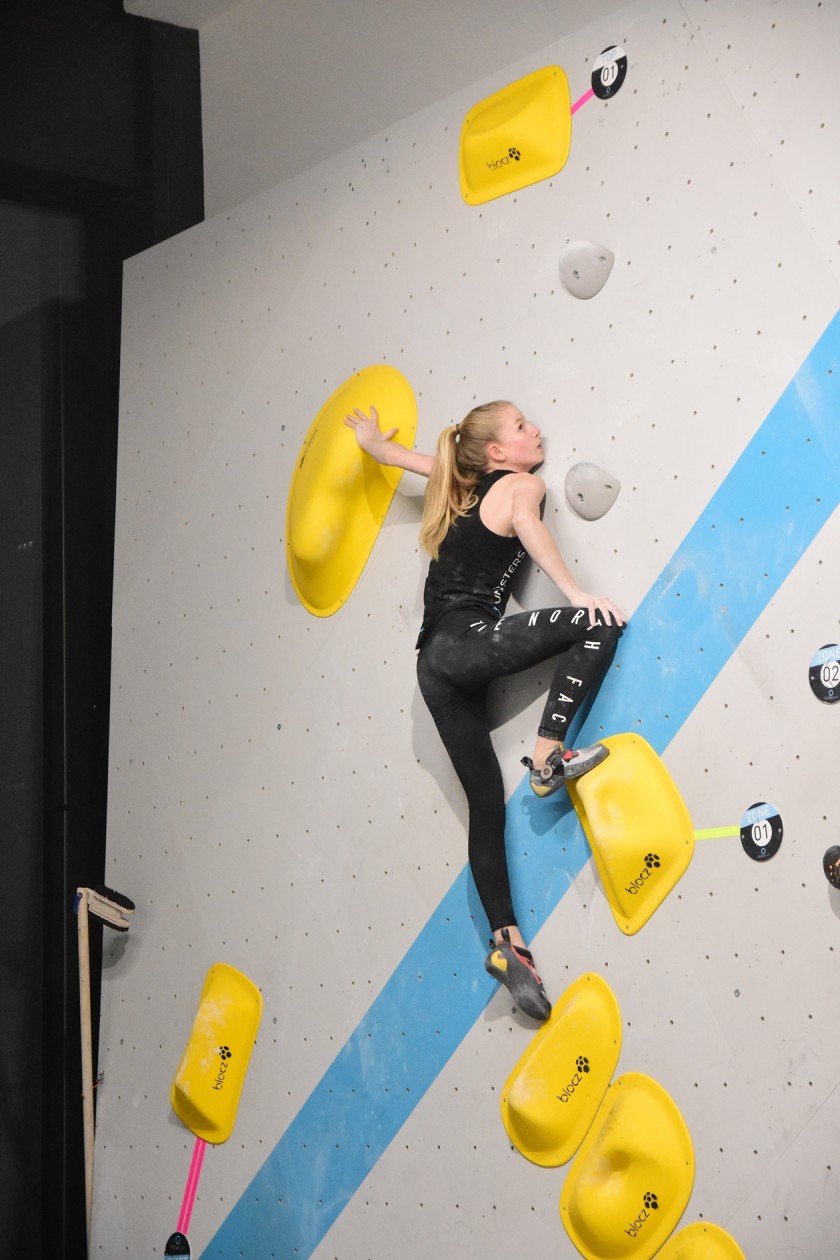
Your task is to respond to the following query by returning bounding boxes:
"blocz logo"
[212,1045,233,1091]
[557,1055,590,1103]
[625,852,661,896]
[625,1191,659,1237]
[486,146,522,170]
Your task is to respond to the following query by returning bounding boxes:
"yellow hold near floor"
[501,972,621,1167]
[657,1221,747,1260]
[560,1072,695,1260]
[171,963,263,1144]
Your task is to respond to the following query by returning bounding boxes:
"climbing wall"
[95,1,840,1257]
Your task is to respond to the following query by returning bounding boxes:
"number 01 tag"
[591,45,628,100]
[740,802,783,862]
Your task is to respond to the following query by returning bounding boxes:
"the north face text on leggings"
[416,604,623,926]
[550,674,583,727]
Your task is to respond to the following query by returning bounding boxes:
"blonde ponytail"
[420,401,511,559]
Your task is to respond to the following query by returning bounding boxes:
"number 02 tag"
[809,643,840,704]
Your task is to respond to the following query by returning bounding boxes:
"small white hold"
[559,240,615,299]
[565,462,620,520]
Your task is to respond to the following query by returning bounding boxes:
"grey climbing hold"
[558,240,615,299]
[564,462,620,520]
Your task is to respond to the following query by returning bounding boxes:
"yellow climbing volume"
[567,733,695,934]
[501,972,621,1167]
[459,65,572,205]
[560,1072,695,1260]
[656,1221,747,1260]
[286,365,417,617]
[170,962,263,1144]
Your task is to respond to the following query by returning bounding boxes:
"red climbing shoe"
[484,929,551,1021]
[521,742,609,797]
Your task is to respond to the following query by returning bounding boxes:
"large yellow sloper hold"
[459,65,572,205]
[171,963,263,1144]
[501,973,621,1167]
[560,1072,695,1260]
[285,365,418,617]
[566,733,695,935]
[656,1222,747,1260]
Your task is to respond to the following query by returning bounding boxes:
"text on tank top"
[417,469,529,647]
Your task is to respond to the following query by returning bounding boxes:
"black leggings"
[416,606,622,933]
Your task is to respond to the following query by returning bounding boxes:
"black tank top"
[417,470,528,648]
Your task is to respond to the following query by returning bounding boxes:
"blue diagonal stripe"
[204,311,840,1258]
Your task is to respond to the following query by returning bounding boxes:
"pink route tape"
[176,1137,206,1237]
[571,87,594,114]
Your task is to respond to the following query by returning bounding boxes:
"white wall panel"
[97,1,840,1256]
[197,0,629,216]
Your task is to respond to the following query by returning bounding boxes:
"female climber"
[345,400,625,1021]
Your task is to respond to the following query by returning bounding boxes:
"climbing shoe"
[824,845,840,888]
[484,928,551,1021]
[521,742,610,797]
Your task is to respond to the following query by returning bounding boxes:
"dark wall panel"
[0,3,204,1252]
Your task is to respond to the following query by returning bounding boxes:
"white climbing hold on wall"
[558,240,615,299]
[564,461,620,520]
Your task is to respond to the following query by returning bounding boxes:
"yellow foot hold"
[657,1221,747,1260]
[566,733,694,935]
[560,1072,695,1260]
[501,973,621,1167]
